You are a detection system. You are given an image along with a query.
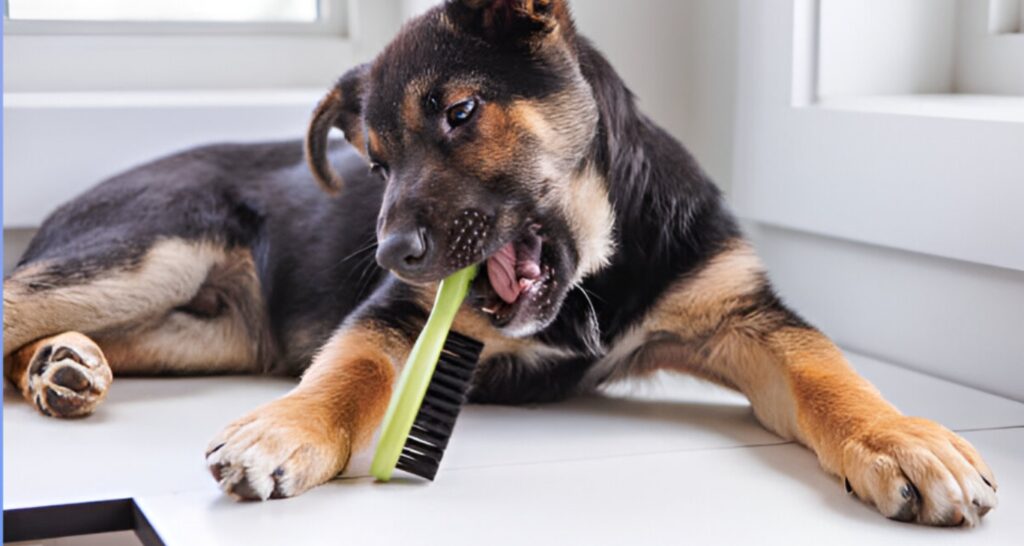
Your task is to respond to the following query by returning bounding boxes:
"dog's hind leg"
[4,237,269,417]
[4,238,227,356]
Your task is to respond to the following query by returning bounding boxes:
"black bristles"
[395,331,484,481]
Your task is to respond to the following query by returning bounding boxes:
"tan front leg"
[770,328,997,526]
[615,240,998,526]
[206,323,405,500]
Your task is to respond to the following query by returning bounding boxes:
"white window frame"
[1,0,380,92]
[3,0,347,36]
[732,0,1024,272]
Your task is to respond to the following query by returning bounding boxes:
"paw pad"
[25,337,112,419]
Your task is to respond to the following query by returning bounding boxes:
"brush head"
[395,331,484,480]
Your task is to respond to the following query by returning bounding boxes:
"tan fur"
[207,322,400,500]
[401,79,428,135]
[94,248,265,374]
[511,97,613,282]
[4,239,226,357]
[588,241,766,383]
[95,312,256,375]
[559,166,616,282]
[593,238,996,525]
[397,281,576,366]
[5,240,265,377]
[454,306,576,365]
[463,100,520,180]
[366,128,384,160]
[644,241,765,336]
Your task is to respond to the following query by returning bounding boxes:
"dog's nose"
[376,227,429,275]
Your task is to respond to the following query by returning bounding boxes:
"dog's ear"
[445,0,573,43]
[305,63,369,194]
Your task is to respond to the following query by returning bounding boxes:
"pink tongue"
[487,243,521,304]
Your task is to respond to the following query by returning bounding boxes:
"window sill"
[814,94,1024,124]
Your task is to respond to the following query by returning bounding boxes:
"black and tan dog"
[3,0,997,525]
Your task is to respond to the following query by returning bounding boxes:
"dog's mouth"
[474,224,557,329]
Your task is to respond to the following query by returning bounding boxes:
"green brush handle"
[370,265,478,481]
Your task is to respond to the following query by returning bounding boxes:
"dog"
[3,0,996,526]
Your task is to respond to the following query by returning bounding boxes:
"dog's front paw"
[841,416,997,526]
[24,332,112,418]
[206,398,350,501]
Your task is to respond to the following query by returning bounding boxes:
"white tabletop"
[5,352,1024,545]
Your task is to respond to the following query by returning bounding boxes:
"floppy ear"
[445,0,572,43]
[305,63,369,194]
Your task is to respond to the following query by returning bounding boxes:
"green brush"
[371,265,484,481]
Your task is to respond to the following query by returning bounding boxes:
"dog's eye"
[445,99,478,129]
[369,162,388,180]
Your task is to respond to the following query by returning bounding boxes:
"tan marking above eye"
[401,79,428,134]
[366,129,384,160]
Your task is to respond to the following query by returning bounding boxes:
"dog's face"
[307,0,614,336]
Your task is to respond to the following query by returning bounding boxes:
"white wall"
[572,0,738,192]
[748,224,1024,402]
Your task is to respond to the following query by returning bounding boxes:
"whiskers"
[330,238,383,294]
[573,284,605,357]
[337,240,379,266]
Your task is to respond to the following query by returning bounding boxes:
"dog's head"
[306,0,614,336]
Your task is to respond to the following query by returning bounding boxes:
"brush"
[370,265,484,481]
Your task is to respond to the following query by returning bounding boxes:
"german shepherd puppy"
[3,0,996,526]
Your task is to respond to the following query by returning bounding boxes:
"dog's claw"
[889,482,920,522]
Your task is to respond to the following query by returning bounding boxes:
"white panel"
[733,0,1024,272]
[956,0,1024,94]
[818,0,957,97]
[749,223,1024,402]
